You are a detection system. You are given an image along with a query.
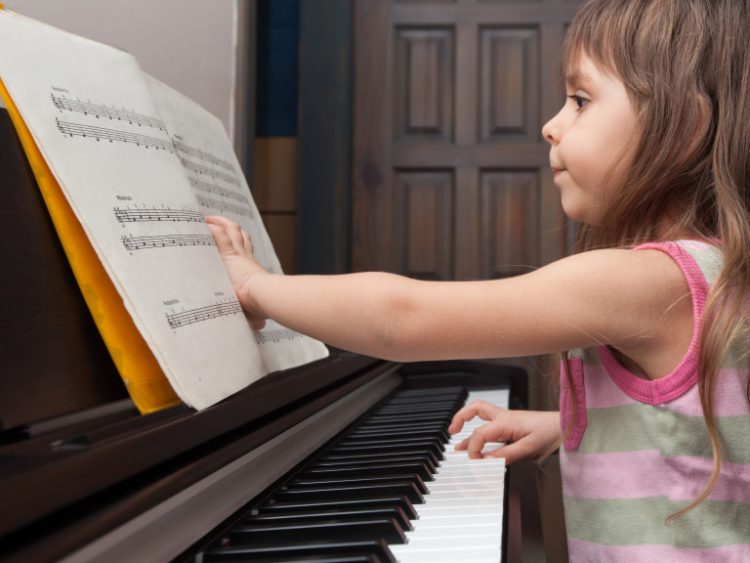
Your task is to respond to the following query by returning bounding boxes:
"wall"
[3,0,238,137]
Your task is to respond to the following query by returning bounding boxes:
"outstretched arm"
[207,216,690,364]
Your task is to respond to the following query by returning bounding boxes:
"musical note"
[114,206,205,224]
[255,328,303,344]
[57,118,173,152]
[188,177,248,204]
[166,299,244,329]
[194,194,254,218]
[121,233,214,251]
[51,93,167,131]
[173,138,234,172]
[178,156,240,187]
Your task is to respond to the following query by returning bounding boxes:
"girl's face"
[542,55,639,225]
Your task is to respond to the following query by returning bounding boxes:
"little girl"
[208,0,750,559]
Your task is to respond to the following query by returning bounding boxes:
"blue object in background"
[256,0,299,137]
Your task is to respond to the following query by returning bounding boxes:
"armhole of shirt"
[595,241,710,405]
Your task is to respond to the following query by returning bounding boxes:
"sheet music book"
[0,9,329,411]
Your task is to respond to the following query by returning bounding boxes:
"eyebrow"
[564,70,594,88]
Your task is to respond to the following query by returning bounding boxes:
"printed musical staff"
[166,300,244,329]
[51,93,167,131]
[189,177,247,203]
[57,118,173,152]
[114,206,205,224]
[195,194,254,218]
[174,139,234,172]
[255,328,302,345]
[121,233,214,251]
[179,157,240,186]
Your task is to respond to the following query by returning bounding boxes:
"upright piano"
[0,104,545,563]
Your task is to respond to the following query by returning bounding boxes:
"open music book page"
[144,76,329,372]
[0,10,328,409]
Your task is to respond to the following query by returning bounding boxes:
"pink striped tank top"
[559,240,750,562]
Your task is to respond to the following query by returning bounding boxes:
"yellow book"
[0,80,180,413]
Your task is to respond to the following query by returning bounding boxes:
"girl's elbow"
[372,279,422,362]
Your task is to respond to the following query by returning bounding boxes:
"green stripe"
[682,243,722,285]
[576,404,750,463]
[564,496,750,547]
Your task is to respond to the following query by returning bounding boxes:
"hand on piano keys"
[449,401,561,464]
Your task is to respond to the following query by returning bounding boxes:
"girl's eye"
[567,94,589,110]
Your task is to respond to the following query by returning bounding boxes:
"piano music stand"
[0,106,127,432]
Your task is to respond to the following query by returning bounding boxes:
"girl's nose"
[542,116,560,145]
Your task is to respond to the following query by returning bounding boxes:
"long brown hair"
[559,0,750,518]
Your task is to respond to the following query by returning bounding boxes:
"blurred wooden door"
[353,0,581,280]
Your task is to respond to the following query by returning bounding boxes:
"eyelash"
[567,94,589,110]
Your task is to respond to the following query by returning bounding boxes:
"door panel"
[354,0,581,280]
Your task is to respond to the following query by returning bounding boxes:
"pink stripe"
[598,242,708,405]
[562,450,666,499]
[562,450,750,503]
[568,539,750,563]
[667,368,750,416]
[666,456,750,503]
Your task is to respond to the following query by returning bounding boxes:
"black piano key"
[203,539,396,562]
[260,496,418,520]
[305,462,433,482]
[312,453,437,471]
[275,482,423,504]
[364,413,452,425]
[347,430,447,442]
[227,516,406,544]
[336,437,445,452]
[319,448,440,467]
[291,474,428,495]
[375,403,460,415]
[226,557,383,563]
[245,507,413,532]
[331,440,443,459]
[347,422,448,436]
[224,557,383,563]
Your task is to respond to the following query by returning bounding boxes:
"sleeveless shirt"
[559,240,750,562]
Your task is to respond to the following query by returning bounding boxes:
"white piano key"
[387,388,508,563]
[415,505,503,518]
[389,544,502,563]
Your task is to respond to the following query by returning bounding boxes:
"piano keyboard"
[193,386,510,563]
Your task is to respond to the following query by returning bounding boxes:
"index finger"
[205,215,239,230]
[448,400,502,434]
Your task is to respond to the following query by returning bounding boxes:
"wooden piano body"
[0,105,550,562]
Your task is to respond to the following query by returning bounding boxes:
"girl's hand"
[448,401,560,464]
[206,215,269,330]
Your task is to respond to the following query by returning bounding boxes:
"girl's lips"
[552,167,566,179]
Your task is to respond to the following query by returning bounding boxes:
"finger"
[225,222,245,252]
[251,319,266,331]
[448,400,502,434]
[241,229,255,256]
[454,437,469,451]
[465,426,492,459]
[206,215,239,230]
[208,223,237,255]
[482,439,537,465]
[465,417,519,459]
